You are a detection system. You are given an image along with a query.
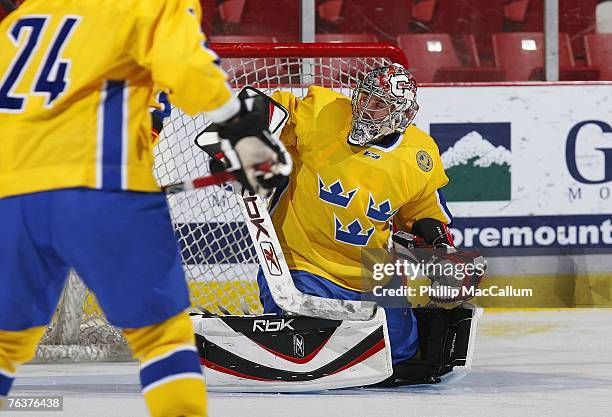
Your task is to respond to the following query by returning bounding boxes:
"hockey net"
[34,43,409,363]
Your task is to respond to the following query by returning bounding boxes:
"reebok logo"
[260,241,282,276]
[252,318,295,332]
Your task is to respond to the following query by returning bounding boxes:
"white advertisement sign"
[415,84,612,252]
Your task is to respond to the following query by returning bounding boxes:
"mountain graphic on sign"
[441,131,511,201]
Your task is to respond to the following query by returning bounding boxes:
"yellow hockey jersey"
[270,86,452,291]
[0,0,237,198]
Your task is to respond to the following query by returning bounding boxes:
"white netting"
[34,46,398,363]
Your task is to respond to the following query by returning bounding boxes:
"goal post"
[34,43,410,363]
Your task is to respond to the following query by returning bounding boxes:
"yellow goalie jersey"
[270,86,452,291]
[0,0,235,198]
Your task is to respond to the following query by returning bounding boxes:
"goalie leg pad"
[376,304,482,386]
[191,308,393,392]
[257,268,419,363]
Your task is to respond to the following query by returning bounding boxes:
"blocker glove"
[215,88,292,197]
[392,230,486,303]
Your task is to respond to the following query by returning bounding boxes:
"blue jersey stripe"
[101,80,125,189]
[437,189,453,224]
[268,176,289,214]
[140,349,202,390]
[0,372,14,396]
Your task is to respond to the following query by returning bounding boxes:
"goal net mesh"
[34,44,402,363]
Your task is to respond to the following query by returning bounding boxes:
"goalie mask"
[348,64,419,146]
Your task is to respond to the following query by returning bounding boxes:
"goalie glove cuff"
[210,87,293,196]
[411,218,454,247]
[391,231,487,303]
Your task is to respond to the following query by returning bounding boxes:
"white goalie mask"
[348,63,419,146]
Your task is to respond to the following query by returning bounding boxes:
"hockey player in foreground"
[0,1,290,416]
[192,64,485,390]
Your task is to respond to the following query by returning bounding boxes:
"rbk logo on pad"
[318,175,358,208]
[293,334,305,358]
[252,318,295,332]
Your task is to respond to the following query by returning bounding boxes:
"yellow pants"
[0,312,206,417]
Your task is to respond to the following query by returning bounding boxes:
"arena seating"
[315,33,378,43]
[202,0,606,82]
[584,33,612,81]
[321,0,414,42]
[518,0,598,59]
[217,0,246,24]
[492,32,599,81]
[317,0,343,23]
[397,33,504,82]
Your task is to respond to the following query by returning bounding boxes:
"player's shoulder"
[98,0,199,20]
[307,85,350,104]
[395,124,445,177]
[303,86,352,133]
[32,0,174,18]
[402,124,441,154]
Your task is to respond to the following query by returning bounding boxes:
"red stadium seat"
[209,35,277,43]
[520,0,598,59]
[332,0,414,41]
[317,0,343,23]
[209,36,282,85]
[315,33,378,43]
[217,0,246,24]
[397,33,460,82]
[413,0,436,24]
[492,32,599,81]
[504,0,529,23]
[584,33,612,81]
[427,0,506,63]
[396,33,505,83]
[560,0,598,59]
[224,1,300,43]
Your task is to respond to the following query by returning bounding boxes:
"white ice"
[11,309,612,417]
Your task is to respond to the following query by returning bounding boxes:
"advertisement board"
[415,84,612,253]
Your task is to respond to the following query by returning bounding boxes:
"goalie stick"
[162,171,236,194]
[185,87,377,321]
[237,186,377,321]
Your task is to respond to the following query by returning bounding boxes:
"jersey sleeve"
[131,0,238,120]
[394,148,452,231]
[393,189,453,231]
[270,90,300,150]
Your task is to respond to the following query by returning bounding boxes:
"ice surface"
[11,309,612,417]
